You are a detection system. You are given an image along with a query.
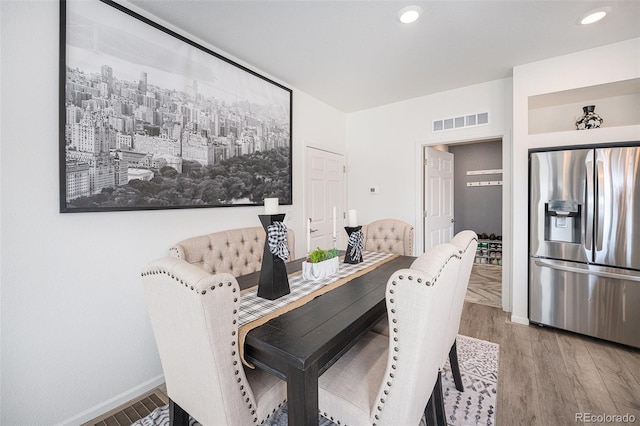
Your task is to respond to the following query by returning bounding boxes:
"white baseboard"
[510,314,530,325]
[56,374,165,426]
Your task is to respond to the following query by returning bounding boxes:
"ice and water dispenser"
[544,200,581,243]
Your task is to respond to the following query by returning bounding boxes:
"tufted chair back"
[170,226,295,277]
[361,219,414,255]
[318,243,461,426]
[141,257,286,425]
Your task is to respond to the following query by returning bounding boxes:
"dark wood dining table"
[236,254,415,426]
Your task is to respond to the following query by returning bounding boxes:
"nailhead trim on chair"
[261,401,286,425]
[465,237,479,253]
[453,236,478,256]
[141,267,276,425]
[370,252,462,426]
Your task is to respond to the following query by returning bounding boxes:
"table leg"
[287,363,319,426]
[169,399,189,426]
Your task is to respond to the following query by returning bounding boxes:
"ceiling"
[128,1,640,113]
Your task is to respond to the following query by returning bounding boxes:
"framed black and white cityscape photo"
[59,0,292,213]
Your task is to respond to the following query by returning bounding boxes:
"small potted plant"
[302,247,340,280]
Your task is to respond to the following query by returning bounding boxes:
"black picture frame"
[59,0,292,213]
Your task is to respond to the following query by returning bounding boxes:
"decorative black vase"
[257,214,290,300]
[576,105,603,130]
[344,226,363,264]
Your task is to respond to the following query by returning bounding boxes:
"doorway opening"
[427,139,503,309]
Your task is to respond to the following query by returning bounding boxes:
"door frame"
[415,132,512,312]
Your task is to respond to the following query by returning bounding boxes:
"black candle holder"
[344,226,363,264]
[257,214,290,300]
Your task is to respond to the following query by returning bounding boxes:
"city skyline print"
[59,0,292,212]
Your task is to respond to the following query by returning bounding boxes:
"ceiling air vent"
[432,112,489,133]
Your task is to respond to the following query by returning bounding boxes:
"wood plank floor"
[459,302,640,425]
[83,387,168,426]
[465,264,502,308]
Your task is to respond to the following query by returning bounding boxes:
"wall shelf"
[466,169,503,176]
[466,169,503,187]
[527,78,640,135]
[527,124,640,148]
[467,181,502,187]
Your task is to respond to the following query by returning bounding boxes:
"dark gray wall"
[448,140,502,237]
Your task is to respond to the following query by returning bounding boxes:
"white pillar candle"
[348,209,358,227]
[306,218,311,254]
[332,206,337,238]
[264,198,279,214]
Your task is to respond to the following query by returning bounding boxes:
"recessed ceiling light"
[578,7,611,25]
[398,5,423,24]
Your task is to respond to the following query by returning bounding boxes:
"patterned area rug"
[133,335,498,426]
[440,335,499,425]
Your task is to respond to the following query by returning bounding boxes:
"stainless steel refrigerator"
[529,144,640,348]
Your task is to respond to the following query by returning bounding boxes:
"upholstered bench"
[169,226,295,277]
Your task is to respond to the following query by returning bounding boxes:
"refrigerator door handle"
[596,160,605,251]
[534,259,640,282]
[585,157,594,251]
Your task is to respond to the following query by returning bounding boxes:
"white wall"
[448,140,503,236]
[345,78,512,254]
[0,1,345,424]
[511,38,640,325]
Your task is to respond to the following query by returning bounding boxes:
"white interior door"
[305,147,345,255]
[424,146,454,251]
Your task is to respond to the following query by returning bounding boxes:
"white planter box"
[302,257,340,281]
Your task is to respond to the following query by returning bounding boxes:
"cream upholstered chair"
[425,231,478,425]
[367,231,477,425]
[362,219,414,255]
[170,226,295,277]
[317,243,462,426]
[141,257,286,425]
[365,219,414,335]
[444,231,478,392]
